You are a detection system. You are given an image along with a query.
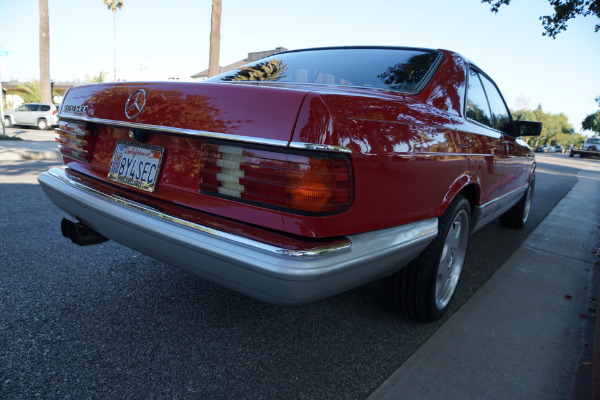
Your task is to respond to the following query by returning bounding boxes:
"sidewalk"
[369,163,600,399]
[0,130,59,160]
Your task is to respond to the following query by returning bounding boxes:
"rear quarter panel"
[288,88,505,236]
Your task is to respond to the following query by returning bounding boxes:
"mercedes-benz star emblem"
[124,89,147,119]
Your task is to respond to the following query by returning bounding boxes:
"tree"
[582,113,600,134]
[223,60,288,81]
[513,105,576,147]
[582,96,600,134]
[18,80,42,104]
[482,0,600,38]
[39,0,51,104]
[17,80,59,103]
[103,0,124,81]
[85,70,108,83]
[208,0,222,78]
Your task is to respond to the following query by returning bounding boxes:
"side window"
[480,75,511,133]
[29,104,40,111]
[40,105,51,111]
[466,69,492,127]
[17,105,30,112]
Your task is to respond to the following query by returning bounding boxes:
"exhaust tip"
[60,218,108,246]
[61,218,75,241]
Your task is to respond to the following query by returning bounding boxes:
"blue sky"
[0,0,598,132]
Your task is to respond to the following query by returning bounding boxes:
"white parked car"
[3,103,59,130]
[582,137,600,152]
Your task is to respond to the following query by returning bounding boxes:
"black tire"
[386,194,471,322]
[499,175,535,229]
[37,118,49,130]
[569,152,574,157]
[3,117,12,128]
[589,146,598,152]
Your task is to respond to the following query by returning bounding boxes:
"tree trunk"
[39,0,51,103]
[113,9,117,81]
[208,0,222,78]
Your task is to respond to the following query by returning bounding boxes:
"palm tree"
[39,0,51,103]
[208,0,222,78]
[103,0,124,81]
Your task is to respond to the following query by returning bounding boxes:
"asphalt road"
[0,153,593,399]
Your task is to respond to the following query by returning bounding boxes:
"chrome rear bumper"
[38,167,438,304]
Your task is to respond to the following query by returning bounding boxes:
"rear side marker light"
[199,143,353,214]
[55,121,98,162]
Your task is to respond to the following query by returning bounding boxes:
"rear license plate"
[108,140,165,192]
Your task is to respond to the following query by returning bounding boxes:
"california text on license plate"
[108,140,165,192]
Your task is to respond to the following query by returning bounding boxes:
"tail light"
[55,121,98,162]
[199,143,353,214]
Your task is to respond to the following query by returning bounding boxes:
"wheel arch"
[436,173,480,218]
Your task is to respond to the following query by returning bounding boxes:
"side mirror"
[513,120,542,137]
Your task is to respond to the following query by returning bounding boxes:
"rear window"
[206,47,442,94]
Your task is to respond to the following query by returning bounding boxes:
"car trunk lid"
[59,82,309,143]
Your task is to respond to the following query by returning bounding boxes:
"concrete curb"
[0,149,60,161]
[0,140,60,161]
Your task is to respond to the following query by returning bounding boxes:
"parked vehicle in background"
[3,103,59,130]
[535,145,552,153]
[582,137,600,151]
[570,137,600,158]
[38,46,542,322]
[554,145,564,153]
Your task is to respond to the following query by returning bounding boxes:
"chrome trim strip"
[207,80,425,96]
[393,152,490,158]
[479,184,528,210]
[288,142,353,153]
[46,168,351,258]
[58,115,290,148]
[57,115,353,154]
[471,183,528,233]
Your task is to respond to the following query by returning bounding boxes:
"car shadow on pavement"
[0,159,63,178]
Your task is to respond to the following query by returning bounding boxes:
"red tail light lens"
[199,143,353,214]
[55,121,98,162]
